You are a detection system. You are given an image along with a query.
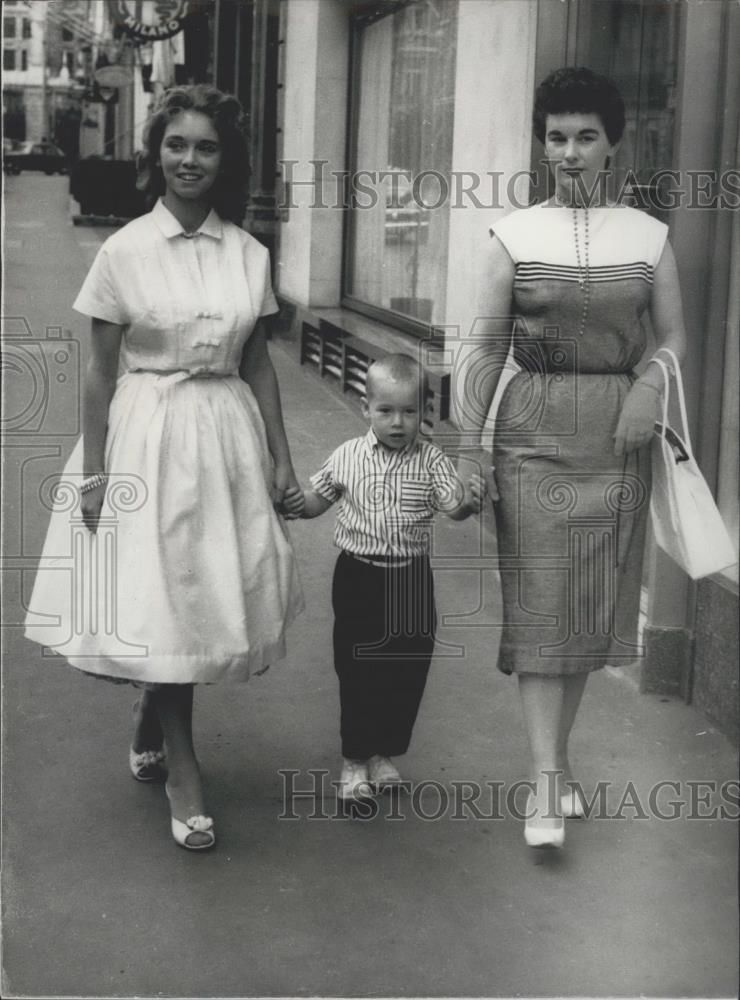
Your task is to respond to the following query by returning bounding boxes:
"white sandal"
[165,783,215,851]
[129,746,167,783]
[170,814,216,851]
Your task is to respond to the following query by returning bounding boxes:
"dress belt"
[128,369,236,392]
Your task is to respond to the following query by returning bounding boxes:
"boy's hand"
[282,486,305,519]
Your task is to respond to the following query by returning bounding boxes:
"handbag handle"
[650,351,695,462]
[651,345,680,376]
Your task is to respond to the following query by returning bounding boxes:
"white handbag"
[649,348,737,580]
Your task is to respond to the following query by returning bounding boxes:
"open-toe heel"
[165,783,215,851]
[170,814,216,850]
[129,746,167,783]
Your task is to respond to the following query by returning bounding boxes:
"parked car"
[3,140,68,175]
[69,157,148,219]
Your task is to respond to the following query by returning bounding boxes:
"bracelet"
[80,473,107,494]
[645,353,676,377]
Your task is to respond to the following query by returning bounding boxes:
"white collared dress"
[25,200,304,684]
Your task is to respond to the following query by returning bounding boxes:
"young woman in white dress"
[25,85,304,850]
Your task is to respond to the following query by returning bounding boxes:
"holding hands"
[281,485,306,519]
[280,473,489,522]
[462,472,487,515]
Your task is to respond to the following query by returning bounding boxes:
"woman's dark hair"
[138,84,249,223]
[533,67,626,146]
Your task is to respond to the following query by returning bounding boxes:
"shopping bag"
[650,348,737,580]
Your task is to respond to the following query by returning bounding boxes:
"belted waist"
[126,368,238,389]
[341,550,426,569]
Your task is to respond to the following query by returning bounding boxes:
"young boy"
[284,354,485,800]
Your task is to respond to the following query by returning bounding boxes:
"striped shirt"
[310,430,462,558]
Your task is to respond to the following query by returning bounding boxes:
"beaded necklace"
[572,206,590,337]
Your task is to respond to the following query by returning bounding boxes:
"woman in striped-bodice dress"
[454,67,687,849]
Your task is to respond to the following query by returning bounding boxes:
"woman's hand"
[273,461,299,513]
[464,473,487,513]
[81,482,106,534]
[456,451,499,503]
[282,486,305,519]
[614,382,661,455]
[487,465,500,503]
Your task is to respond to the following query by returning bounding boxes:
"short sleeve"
[72,246,128,325]
[259,249,279,318]
[310,450,342,504]
[488,211,522,265]
[644,214,669,268]
[430,451,464,512]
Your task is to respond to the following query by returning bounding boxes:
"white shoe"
[367,755,402,789]
[129,746,167,783]
[561,786,586,819]
[165,783,215,851]
[524,794,565,849]
[337,759,373,800]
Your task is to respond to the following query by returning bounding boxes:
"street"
[2,173,738,999]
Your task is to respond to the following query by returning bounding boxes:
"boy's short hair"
[365,354,431,403]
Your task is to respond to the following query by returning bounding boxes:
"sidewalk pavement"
[2,175,738,999]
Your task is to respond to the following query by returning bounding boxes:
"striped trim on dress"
[515,261,654,285]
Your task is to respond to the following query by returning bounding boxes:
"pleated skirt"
[25,371,304,684]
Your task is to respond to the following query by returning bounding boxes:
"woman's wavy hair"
[138,84,250,223]
[533,67,626,146]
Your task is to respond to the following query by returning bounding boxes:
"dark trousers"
[332,551,436,760]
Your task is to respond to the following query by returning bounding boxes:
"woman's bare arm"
[614,241,688,455]
[239,319,298,507]
[451,235,516,497]
[81,317,123,531]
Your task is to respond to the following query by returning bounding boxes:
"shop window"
[717,236,739,584]
[532,0,680,220]
[4,48,17,71]
[344,0,458,333]
[576,0,680,218]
